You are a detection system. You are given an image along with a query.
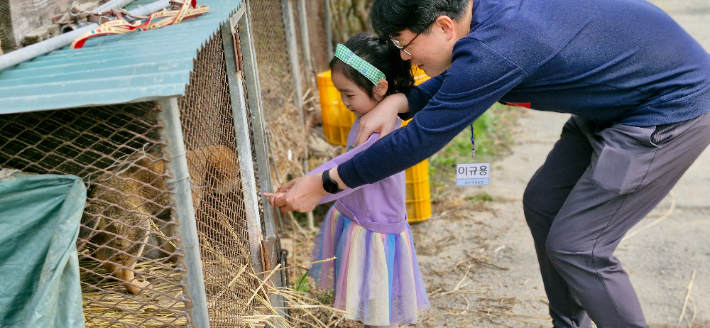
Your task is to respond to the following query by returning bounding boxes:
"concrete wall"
[1,0,96,53]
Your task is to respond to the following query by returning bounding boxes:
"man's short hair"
[370,0,470,38]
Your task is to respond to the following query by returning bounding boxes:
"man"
[271,0,710,326]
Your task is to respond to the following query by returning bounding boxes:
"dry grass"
[270,209,362,328]
[261,105,538,327]
[80,259,187,327]
[265,102,308,184]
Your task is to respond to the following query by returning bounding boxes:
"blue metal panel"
[0,0,243,114]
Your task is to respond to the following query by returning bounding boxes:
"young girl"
[267,33,429,327]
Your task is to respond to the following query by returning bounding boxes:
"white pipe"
[94,0,137,13]
[127,0,170,18]
[0,0,170,72]
[0,25,98,71]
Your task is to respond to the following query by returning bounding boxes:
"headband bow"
[335,44,386,86]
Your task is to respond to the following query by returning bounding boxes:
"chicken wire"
[0,2,294,327]
[248,0,307,183]
[230,23,268,234]
[0,28,268,328]
[177,28,262,327]
[0,102,190,327]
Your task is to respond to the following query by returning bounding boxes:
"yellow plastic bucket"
[401,118,432,223]
[317,71,355,146]
[405,66,432,223]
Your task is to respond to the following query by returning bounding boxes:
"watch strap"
[322,170,343,194]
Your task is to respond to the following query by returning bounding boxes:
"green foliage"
[466,192,496,203]
[429,103,519,178]
[317,289,335,304]
[294,271,311,293]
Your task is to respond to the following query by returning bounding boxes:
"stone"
[23,26,49,45]
[46,24,60,38]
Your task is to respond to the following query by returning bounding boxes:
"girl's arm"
[265,132,383,207]
[272,38,526,213]
[307,132,382,204]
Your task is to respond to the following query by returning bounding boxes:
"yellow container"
[317,71,355,146]
[411,66,430,85]
[401,118,432,223]
[405,66,432,222]
[405,159,432,223]
[316,68,432,223]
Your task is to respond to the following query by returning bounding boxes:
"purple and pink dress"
[309,118,430,326]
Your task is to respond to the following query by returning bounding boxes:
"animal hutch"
[0,0,284,326]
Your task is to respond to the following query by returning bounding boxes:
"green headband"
[335,44,386,86]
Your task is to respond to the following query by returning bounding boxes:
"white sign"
[456,163,490,186]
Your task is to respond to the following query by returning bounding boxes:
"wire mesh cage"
[0,3,277,327]
[0,102,191,327]
[249,0,308,183]
[177,27,261,327]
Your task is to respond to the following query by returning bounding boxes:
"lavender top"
[311,117,407,234]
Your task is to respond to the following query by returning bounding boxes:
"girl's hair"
[330,32,414,99]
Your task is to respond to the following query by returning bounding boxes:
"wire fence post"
[297,0,314,78]
[220,24,265,278]
[324,0,333,59]
[281,0,315,230]
[281,0,305,125]
[157,97,211,328]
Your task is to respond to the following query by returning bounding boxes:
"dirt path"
[409,1,710,327]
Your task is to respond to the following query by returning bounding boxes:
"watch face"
[324,179,339,193]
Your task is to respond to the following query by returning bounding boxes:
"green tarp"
[0,173,86,328]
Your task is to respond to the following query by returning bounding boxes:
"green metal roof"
[0,0,243,115]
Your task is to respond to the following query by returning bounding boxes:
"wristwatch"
[322,170,343,194]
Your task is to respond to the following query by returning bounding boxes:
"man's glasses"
[391,33,421,56]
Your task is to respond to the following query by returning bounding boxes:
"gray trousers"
[522,112,710,328]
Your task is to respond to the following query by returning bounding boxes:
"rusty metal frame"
[156,97,211,328]
[228,1,289,316]
[219,23,264,278]
[236,0,279,258]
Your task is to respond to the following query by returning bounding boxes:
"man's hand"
[355,93,409,146]
[264,173,328,213]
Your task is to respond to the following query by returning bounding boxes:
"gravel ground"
[407,1,710,327]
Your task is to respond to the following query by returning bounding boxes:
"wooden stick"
[287,211,309,236]
[209,265,247,305]
[675,269,696,328]
[257,257,336,274]
[248,263,282,305]
[441,266,472,296]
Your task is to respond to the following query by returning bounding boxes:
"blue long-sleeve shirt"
[338,0,710,188]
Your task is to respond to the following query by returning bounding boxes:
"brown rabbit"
[81,145,240,294]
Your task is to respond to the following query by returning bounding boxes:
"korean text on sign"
[456,163,490,186]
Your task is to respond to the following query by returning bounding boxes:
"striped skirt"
[309,206,429,326]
